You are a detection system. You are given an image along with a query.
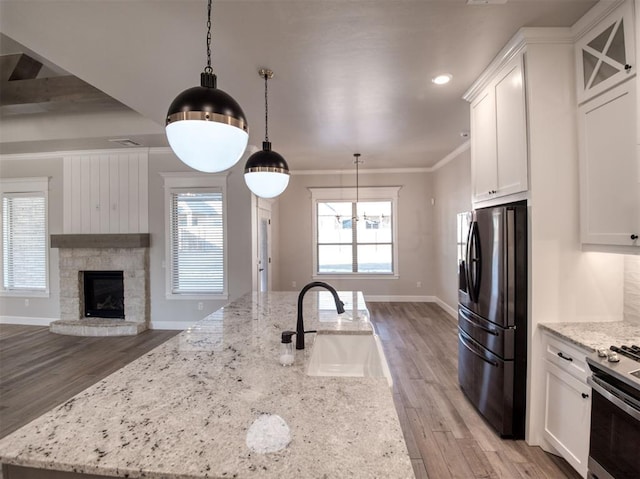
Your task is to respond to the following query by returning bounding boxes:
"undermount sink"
[307,333,393,387]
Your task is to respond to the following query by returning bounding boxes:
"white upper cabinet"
[578,79,638,247]
[576,0,638,249]
[576,0,635,104]
[469,54,528,205]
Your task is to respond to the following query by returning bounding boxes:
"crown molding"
[572,0,625,41]
[0,147,152,161]
[430,141,470,171]
[463,27,573,102]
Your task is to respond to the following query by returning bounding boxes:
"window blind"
[2,193,47,291]
[170,191,224,294]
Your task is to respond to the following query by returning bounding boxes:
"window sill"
[312,273,399,280]
[0,290,50,298]
[165,293,229,301]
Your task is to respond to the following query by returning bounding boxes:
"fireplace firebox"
[83,271,125,319]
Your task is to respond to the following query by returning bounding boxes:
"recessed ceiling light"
[432,74,452,85]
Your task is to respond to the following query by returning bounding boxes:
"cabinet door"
[578,80,638,246]
[495,57,528,197]
[543,360,591,478]
[471,88,497,203]
[576,0,635,104]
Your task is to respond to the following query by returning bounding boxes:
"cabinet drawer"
[543,333,590,383]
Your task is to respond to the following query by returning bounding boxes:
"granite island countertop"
[0,291,413,479]
[539,320,640,352]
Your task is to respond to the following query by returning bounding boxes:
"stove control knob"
[607,352,620,363]
[597,348,608,357]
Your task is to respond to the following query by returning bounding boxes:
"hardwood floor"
[369,302,582,479]
[1,306,581,478]
[0,325,180,438]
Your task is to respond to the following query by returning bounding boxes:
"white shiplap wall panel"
[99,155,110,234]
[80,155,91,233]
[63,156,72,233]
[138,152,149,233]
[128,155,139,233]
[89,156,100,233]
[118,155,130,233]
[108,153,120,233]
[63,151,149,234]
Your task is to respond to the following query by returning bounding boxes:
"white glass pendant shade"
[166,75,249,173]
[244,142,290,198]
[244,170,290,198]
[166,120,249,173]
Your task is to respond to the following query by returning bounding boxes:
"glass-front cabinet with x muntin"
[576,0,635,104]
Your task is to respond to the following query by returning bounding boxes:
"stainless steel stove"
[586,345,640,479]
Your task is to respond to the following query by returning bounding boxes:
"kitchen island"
[0,291,413,479]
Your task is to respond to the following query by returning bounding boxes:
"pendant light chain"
[354,153,361,222]
[205,0,213,74]
[264,72,269,143]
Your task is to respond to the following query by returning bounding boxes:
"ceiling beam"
[8,54,43,81]
[0,75,115,107]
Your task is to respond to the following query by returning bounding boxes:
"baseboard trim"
[0,316,55,326]
[365,295,434,303]
[150,321,191,330]
[364,295,458,318]
[432,297,457,318]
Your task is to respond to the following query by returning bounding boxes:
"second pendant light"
[244,68,290,199]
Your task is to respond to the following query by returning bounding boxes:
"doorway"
[257,206,272,292]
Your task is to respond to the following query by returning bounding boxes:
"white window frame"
[310,186,400,280]
[161,172,229,300]
[0,177,50,297]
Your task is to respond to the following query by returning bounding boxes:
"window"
[311,187,400,277]
[162,173,227,299]
[0,178,49,296]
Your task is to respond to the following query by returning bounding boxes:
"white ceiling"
[0,0,597,170]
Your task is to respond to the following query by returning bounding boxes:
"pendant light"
[244,68,290,198]
[165,0,249,173]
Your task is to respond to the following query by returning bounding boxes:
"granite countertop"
[0,291,413,479]
[539,320,640,352]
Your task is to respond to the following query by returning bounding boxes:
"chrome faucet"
[295,281,345,350]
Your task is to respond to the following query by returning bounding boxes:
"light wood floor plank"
[369,302,582,479]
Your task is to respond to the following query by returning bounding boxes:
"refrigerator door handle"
[459,331,499,367]
[459,308,499,336]
[466,220,481,303]
[464,221,474,302]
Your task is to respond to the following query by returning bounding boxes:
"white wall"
[145,150,253,328]
[275,171,435,299]
[431,149,472,315]
[0,149,254,329]
[0,157,62,323]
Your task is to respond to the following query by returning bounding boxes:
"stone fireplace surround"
[50,234,150,336]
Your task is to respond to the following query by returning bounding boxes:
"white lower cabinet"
[542,333,591,478]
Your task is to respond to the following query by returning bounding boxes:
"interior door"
[257,207,271,292]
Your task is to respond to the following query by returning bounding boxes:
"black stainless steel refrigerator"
[457,201,527,439]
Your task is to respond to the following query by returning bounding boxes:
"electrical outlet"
[24,298,30,307]
[292,281,297,288]
[197,302,203,311]
[416,281,422,288]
